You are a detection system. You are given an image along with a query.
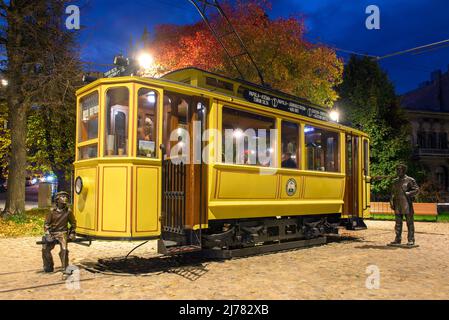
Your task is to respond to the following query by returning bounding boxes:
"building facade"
[402,68,449,200]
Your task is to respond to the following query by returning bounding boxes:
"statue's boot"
[389,239,401,245]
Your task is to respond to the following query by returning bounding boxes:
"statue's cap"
[55,191,70,200]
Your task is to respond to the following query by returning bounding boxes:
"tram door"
[344,134,360,219]
[161,92,207,245]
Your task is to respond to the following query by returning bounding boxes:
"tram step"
[165,245,202,255]
[157,239,201,255]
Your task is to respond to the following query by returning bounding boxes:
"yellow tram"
[73,67,370,254]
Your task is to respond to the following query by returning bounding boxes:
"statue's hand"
[69,231,76,241]
[45,233,54,243]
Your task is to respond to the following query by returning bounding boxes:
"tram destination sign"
[243,89,329,122]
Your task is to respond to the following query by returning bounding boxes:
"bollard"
[38,182,52,208]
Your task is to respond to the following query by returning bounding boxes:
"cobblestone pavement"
[1,220,449,300]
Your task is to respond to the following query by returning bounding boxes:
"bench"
[370,202,438,216]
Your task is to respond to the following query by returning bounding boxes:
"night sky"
[77,0,449,94]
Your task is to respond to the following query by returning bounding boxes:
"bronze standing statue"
[389,164,419,246]
[42,191,77,274]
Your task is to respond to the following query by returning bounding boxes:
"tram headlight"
[329,110,340,123]
[75,176,83,195]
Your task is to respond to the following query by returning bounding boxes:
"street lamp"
[1,79,8,87]
[329,109,340,123]
[137,52,154,70]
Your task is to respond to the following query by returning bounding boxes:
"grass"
[370,212,449,223]
[0,209,48,238]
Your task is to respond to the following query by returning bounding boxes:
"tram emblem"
[286,178,297,196]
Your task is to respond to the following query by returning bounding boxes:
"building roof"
[401,67,449,112]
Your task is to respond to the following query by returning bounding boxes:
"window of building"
[281,121,299,169]
[105,87,129,156]
[222,107,276,167]
[429,132,437,149]
[417,131,426,148]
[137,88,158,158]
[79,91,99,142]
[439,132,448,149]
[305,125,340,172]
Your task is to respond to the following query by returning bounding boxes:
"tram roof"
[76,68,368,137]
[161,67,326,109]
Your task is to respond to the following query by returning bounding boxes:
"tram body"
[73,68,370,251]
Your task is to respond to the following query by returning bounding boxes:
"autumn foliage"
[151,0,343,106]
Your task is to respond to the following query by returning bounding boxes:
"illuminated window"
[137,88,158,158]
[79,91,99,142]
[305,125,340,172]
[105,87,129,156]
[281,121,299,169]
[222,107,276,167]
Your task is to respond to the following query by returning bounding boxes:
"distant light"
[1,79,8,86]
[137,53,154,70]
[31,178,38,185]
[329,110,340,123]
[45,175,55,183]
[268,148,274,153]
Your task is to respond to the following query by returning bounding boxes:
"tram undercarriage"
[157,214,341,257]
[202,214,340,250]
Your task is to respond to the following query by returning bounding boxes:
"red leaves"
[152,0,343,106]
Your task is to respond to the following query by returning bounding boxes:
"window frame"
[221,105,277,168]
[280,120,301,170]
[104,86,131,157]
[77,89,100,161]
[136,87,159,159]
[303,123,341,173]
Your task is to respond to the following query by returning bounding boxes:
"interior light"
[147,92,156,104]
[304,126,315,133]
[233,129,244,139]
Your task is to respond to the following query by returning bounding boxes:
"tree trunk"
[3,100,27,216]
[55,169,72,193]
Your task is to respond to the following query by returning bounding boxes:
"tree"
[151,0,343,107]
[337,56,424,195]
[0,0,82,215]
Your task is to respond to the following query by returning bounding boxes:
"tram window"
[78,145,98,160]
[163,93,190,160]
[305,125,340,172]
[79,92,99,142]
[222,107,276,167]
[137,88,158,158]
[281,121,299,169]
[105,87,129,157]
